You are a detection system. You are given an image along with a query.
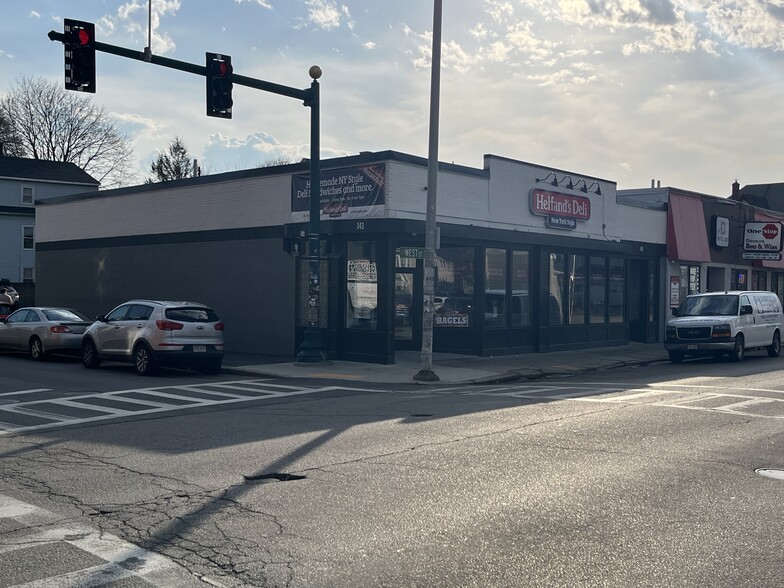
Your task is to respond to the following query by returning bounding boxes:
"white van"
[665,291,784,363]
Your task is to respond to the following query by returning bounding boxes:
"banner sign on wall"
[292,164,386,221]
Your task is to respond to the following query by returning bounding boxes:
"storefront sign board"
[743,222,782,252]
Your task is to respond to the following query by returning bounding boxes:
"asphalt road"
[0,351,782,587]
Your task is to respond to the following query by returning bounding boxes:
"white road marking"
[0,388,52,396]
[0,379,354,435]
[412,380,784,420]
[0,494,211,587]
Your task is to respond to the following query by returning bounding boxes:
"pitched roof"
[730,182,784,212]
[0,156,99,186]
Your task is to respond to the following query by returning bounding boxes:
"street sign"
[398,247,425,259]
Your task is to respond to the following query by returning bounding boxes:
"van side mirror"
[740,305,753,315]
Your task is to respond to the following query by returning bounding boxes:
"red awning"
[754,211,784,269]
[667,193,711,262]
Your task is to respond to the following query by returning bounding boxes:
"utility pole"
[414,0,443,383]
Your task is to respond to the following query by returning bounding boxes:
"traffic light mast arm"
[47,30,312,103]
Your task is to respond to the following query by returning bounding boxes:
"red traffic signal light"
[206,52,233,119]
[63,19,95,93]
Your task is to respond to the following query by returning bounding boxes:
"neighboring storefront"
[619,186,784,326]
[36,150,666,363]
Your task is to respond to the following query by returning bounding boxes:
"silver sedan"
[0,307,93,360]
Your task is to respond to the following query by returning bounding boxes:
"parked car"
[665,290,784,363]
[0,304,12,319]
[0,285,19,307]
[81,300,225,376]
[0,307,93,360]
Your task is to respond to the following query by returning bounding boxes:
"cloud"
[29,10,40,19]
[203,132,308,171]
[235,0,273,8]
[97,0,182,54]
[306,0,353,30]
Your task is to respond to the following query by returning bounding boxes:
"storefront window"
[707,267,725,292]
[511,250,531,326]
[549,253,566,325]
[346,241,378,330]
[485,248,507,328]
[435,247,474,328]
[752,270,768,291]
[773,273,784,303]
[680,265,700,301]
[589,256,606,323]
[296,244,328,328]
[731,268,747,291]
[608,258,625,323]
[568,255,586,325]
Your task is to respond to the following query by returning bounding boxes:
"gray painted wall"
[36,236,296,356]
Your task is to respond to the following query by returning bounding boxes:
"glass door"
[395,269,422,350]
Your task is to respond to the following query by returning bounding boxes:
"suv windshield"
[678,295,738,317]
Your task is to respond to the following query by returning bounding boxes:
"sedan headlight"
[712,324,732,339]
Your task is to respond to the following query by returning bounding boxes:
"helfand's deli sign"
[530,189,591,230]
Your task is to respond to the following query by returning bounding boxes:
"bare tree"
[257,155,297,168]
[147,136,193,183]
[0,77,136,188]
[0,111,23,156]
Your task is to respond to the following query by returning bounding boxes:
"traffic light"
[63,19,95,93]
[206,53,233,119]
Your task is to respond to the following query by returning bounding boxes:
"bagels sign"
[530,189,591,230]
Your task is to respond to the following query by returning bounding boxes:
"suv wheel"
[82,339,101,369]
[134,343,157,376]
[768,332,781,357]
[730,335,745,362]
[30,337,48,361]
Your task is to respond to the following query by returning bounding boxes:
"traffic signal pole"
[48,26,329,364]
[47,30,312,102]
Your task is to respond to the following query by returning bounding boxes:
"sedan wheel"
[30,337,48,361]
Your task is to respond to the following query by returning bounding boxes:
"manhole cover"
[755,468,784,481]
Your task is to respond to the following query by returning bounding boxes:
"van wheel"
[730,335,745,362]
[768,332,781,357]
[668,351,684,363]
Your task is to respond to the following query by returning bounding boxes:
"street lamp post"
[296,65,328,363]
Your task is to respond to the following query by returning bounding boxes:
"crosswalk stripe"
[0,494,211,587]
[0,379,348,435]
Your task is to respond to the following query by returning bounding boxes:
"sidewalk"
[223,342,670,385]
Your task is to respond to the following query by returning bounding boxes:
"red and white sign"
[530,189,591,220]
[744,222,782,252]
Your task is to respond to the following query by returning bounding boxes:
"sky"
[3,0,784,195]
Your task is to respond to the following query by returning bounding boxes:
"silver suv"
[81,300,225,375]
